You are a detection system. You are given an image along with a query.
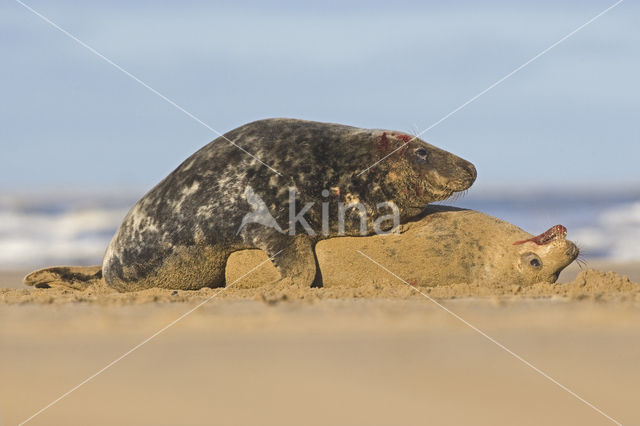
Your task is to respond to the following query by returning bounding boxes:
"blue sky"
[1,0,638,194]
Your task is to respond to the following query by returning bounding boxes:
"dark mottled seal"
[98,118,476,291]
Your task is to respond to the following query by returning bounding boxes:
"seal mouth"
[513,225,567,246]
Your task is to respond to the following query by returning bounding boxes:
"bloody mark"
[392,133,412,143]
[378,132,412,156]
[513,225,567,245]
[378,132,391,154]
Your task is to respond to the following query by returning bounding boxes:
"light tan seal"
[316,206,579,287]
[224,205,579,288]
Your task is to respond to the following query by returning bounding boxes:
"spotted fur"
[102,118,476,291]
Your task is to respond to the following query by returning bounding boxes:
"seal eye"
[522,252,543,270]
[414,147,428,160]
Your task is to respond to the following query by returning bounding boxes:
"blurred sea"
[0,188,639,269]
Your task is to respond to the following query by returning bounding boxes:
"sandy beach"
[3,1,637,425]
[2,257,639,426]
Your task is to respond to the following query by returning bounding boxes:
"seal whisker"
[573,241,589,270]
[454,189,469,202]
[576,257,588,269]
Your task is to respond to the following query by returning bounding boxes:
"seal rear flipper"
[23,265,103,290]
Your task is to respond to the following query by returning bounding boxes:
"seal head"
[372,131,477,220]
[511,225,579,284]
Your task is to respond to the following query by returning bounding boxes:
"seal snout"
[460,160,477,183]
[442,158,477,192]
[565,244,579,260]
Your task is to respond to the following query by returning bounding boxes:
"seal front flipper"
[270,234,321,287]
[23,265,102,290]
[243,226,319,287]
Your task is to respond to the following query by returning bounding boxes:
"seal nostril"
[565,246,578,258]
[464,162,477,181]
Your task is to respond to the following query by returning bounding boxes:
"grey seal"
[36,118,478,291]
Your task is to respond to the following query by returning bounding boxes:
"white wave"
[0,205,128,268]
[0,236,109,266]
[573,201,640,261]
[0,209,126,238]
